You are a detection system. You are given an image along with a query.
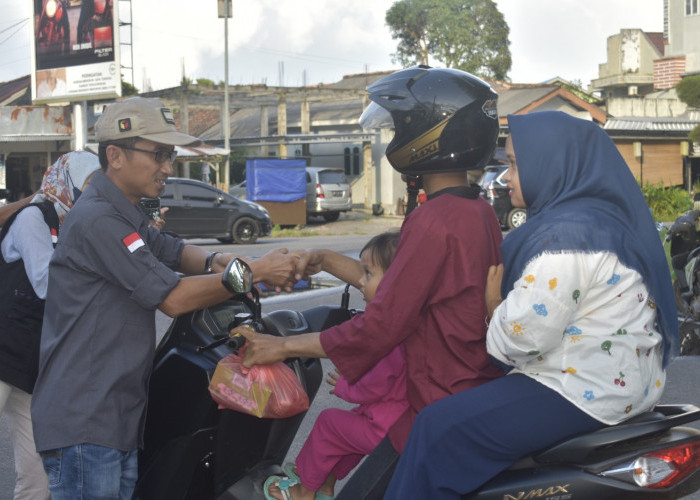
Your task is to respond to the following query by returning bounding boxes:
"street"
[2,233,700,498]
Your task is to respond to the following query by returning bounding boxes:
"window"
[352,147,360,176]
[161,183,175,200]
[344,146,361,176]
[687,0,698,15]
[181,183,218,203]
[344,147,351,175]
[318,170,348,184]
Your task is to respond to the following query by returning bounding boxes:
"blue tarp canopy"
[246,158,306,202]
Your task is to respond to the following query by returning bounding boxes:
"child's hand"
[326,369,340,394]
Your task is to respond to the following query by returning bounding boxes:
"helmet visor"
[359,102,394,131]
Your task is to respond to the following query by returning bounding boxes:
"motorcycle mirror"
[222,258,253,294]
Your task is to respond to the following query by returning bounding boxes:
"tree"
[676,74,700,108]
[676,75,700,144]
[121,79,138,96]
[196,78,216,87]
[385,0,511,81]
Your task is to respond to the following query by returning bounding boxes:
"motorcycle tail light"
[632,440,700,488]
[316,183,325,199]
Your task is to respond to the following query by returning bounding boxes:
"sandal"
[283,462,300,483]
[264,475,298,500]
[267,469,336,500]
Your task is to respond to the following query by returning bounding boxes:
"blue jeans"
[41,444,138,500]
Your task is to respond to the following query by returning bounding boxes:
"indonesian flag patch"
[50,228,58,244]
[122,232,145,253]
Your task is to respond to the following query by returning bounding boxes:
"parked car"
[160,177,271,244]
[306,166,352,222]
[478,165,527,230]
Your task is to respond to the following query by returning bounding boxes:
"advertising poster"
[30,0,121,104]
[0,154,5,191]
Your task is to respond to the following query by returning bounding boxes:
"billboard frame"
[30,0,122,104]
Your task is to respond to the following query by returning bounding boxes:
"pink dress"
[294,345,408,491]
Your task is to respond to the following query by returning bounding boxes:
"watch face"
[225,258,253,293]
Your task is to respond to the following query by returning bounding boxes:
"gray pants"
[0,381,50,500]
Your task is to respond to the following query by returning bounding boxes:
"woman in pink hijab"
[0,151,101,500]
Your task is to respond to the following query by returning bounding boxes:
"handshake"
[244,248,335,293]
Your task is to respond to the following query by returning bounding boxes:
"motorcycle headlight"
[46,0,57,18]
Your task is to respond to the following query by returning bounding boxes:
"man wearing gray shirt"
[31,97,300,499]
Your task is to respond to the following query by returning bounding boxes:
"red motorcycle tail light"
[634,440,700,488]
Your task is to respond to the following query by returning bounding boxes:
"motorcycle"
[37,0,70,56]
[133,259,355,499]
[135,259,700,499]
[468,405,700,499]
[77,0,113,49]
[665,210,700,355]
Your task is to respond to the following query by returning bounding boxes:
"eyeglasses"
[118,145,178,164]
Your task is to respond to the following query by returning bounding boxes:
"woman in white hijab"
[0,151,101,500]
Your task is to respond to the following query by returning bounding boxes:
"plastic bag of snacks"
[208,352,309,418]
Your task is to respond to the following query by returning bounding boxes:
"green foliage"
[385,0,512,80]
[196,78,216,87]
[641,180,692,222]
[121,79,138,96]
[689,124,700,144]
[386,0,432,65]
[676,75,700,108]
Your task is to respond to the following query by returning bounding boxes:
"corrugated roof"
[604,114,700,138]
[496,86,559,115]
[0,75,31,106]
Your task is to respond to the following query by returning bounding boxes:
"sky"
[0,0,664,92]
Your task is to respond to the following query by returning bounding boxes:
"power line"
[0,19,29,46]
[0,18,28,35]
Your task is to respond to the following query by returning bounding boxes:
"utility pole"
[219,0,232,190]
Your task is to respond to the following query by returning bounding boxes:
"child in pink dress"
[265,231,408,500]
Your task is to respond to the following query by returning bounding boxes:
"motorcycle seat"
[529,406,699,466]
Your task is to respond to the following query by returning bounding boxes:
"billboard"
[30,0,121,104]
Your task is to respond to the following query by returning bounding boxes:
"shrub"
[641,181,692,222]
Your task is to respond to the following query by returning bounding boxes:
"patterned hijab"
[31,151,101,224]
[501,111,678,367]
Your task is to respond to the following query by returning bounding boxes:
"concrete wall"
[606,95,688,117]
[666,0,700,74]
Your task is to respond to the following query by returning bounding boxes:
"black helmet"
[360,66,499,176]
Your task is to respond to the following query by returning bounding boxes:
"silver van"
[306,167,352,222]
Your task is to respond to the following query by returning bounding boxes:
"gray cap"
[95,96,201,146]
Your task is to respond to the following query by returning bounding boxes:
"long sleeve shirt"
[487,251,665,424]
[321,192,504,451]
[333,345,409,432]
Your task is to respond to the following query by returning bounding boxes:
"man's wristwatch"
[204,252,220,274]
